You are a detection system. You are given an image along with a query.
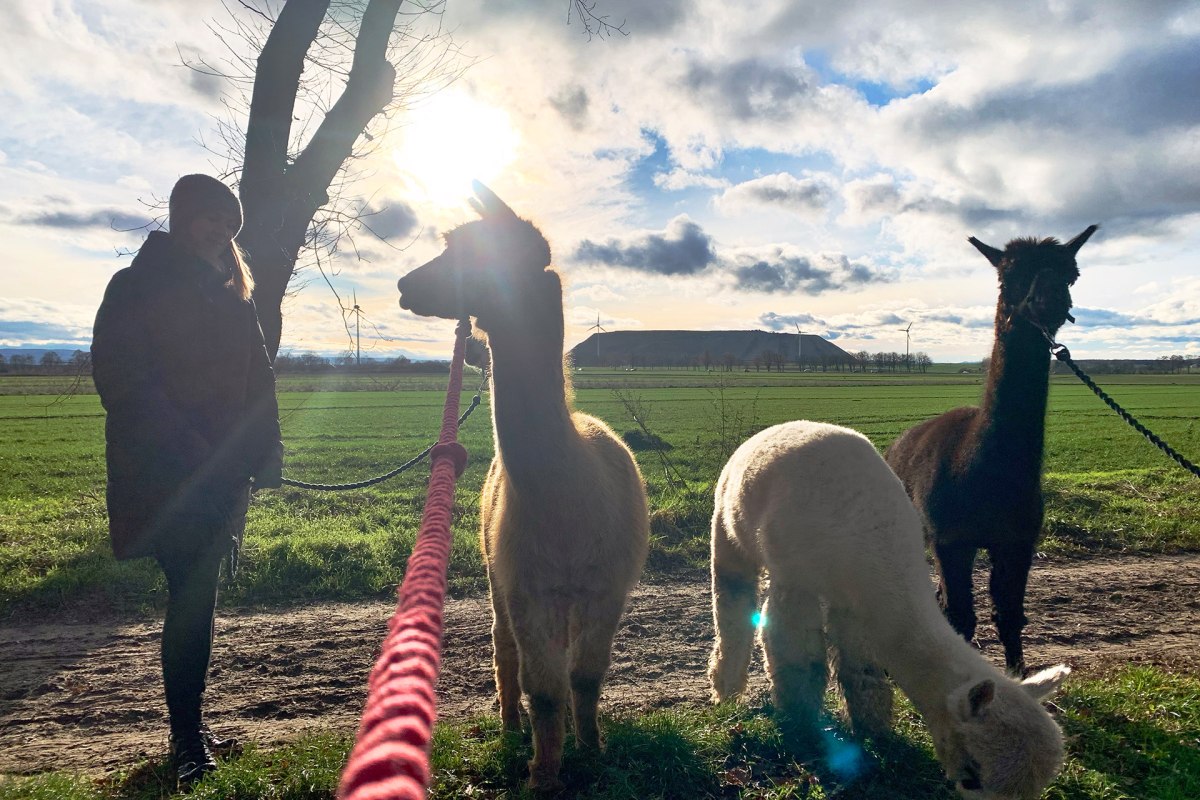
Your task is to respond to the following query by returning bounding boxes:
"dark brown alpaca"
[886,225,1098,675]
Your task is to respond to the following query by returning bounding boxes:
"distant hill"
[568,330,854,368]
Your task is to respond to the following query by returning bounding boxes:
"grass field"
[3,369,1197,612]
[1,369,1198,798]
[4,665,1198,799]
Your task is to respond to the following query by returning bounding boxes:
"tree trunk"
[236,0,403,360]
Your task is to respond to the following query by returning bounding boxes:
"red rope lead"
[338,319,473,800]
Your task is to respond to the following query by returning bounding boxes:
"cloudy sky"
[2,0,1198,361]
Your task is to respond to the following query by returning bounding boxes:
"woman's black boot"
[170,725,217,788]
[200,720,241,758]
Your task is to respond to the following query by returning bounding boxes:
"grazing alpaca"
[710,421,1070,800]
[397,183,650,791]
[886,226,1098,675]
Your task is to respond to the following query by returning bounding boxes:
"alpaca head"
[934,664,1070,800]
[969,225,1097,338]
[397,181,553,329]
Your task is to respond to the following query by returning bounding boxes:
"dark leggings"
[154,481,248,734]
[156,542,225,733]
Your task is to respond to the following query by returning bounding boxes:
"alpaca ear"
[968,236,1005,268]
[967,679,995,718]
[469,180,519,221]
[1065,224,1099,257]
[1020,664,1071,701]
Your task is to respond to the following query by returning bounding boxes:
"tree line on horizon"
[0,350,1194,377]
[588,349,936,373]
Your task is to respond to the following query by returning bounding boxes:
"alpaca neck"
[978,309,1052,467]
[883,612,992,732]
[483,271,576,482]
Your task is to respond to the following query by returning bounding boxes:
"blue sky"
[2,0,1198,361]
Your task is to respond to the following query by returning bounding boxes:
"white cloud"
[653,169,729,191]
[1,0,1197,361]
[0,297,98,348]
[717,172,837,217]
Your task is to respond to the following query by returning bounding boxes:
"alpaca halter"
[1008,269,1075,336]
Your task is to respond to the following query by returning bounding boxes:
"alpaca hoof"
[848,712,893,740]
[527,768,565,794]
[575,732,604,752]
[776,717,822,756]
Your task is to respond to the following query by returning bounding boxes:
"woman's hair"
[227,240,255,302]
[168,173,255,302]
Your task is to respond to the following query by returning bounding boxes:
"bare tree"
[183,1,474,359]
[185,1,626,361]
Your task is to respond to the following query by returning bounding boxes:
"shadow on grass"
[1053,700,1200,799]
[0,536,165,620]
[0,735,353,800]
[1,710,969,800]
[428,705,960,800]
[430,714,721,800]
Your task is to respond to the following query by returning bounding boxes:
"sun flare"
[392,92,519,207]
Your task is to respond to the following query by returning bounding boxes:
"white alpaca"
[710,421,1069,800]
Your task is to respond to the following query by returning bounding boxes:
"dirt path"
[2,553,1197,777]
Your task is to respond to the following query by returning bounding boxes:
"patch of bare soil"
[1,553,1197,777]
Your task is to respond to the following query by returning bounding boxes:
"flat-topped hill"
[568,329,854,368]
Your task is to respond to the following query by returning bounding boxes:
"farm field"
[1,369,1198,799]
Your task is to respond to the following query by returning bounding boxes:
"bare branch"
[177,0,470,358]
[567,0,627,40]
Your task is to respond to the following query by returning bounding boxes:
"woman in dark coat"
[91,174,283,786]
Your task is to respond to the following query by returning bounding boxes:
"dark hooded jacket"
[92,231,282,560]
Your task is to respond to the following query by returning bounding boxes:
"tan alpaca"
[710,421,1069,800]
[397,182,649,791]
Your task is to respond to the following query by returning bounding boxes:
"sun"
[392,91,519,207]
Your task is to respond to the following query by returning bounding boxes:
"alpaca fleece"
[397,183,649,791]
[710,420,1069,800]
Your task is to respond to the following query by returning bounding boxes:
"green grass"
[0,733,353,800]
[5,666,1197,799]
[2,372,1197,614]
[1049,667,1200,800]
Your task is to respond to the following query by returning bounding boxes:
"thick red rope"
[338,320,472,800]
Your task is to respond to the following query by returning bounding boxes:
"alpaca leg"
[989,544,1033,675]
[509,597,570,791]
[567,595,625,751]
[827,608,893,738]
[933,542,978,643]
[488,576,522,731]
[709,523,760,702]
[760,583,827,745]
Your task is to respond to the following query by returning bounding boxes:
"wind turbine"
[898,321,913,370]
[352,290,363,365]
[794,323,804,369]
[587,313,608,364]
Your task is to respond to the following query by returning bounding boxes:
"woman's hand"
[251,458,283,490]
